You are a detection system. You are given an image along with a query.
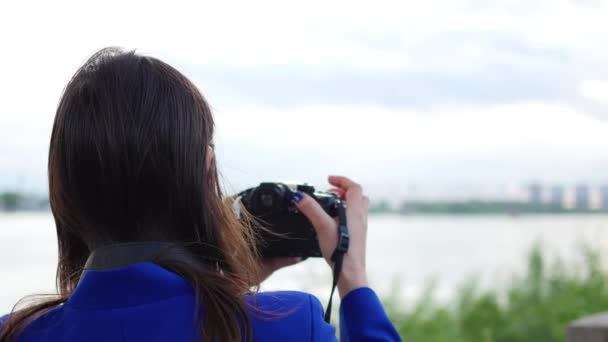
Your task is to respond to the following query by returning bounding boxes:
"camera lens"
[260,193,274,208]
[248,182,291,216]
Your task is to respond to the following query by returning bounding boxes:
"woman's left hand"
[258,257,303,283]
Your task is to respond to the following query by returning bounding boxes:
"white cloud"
[216,101,608,160]
[580,80,608,105]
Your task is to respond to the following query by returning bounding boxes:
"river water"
[2,213,608,313]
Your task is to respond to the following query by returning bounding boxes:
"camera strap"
[324,201,350,323]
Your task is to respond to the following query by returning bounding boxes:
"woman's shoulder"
[246,290,325,320]
[248,290,321,307]
[246,291,336,341]
[0,304,65,339]
[0,312,8,329]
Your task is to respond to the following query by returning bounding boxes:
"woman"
[0,48,400,341]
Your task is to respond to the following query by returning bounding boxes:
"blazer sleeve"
[339,287,402,342]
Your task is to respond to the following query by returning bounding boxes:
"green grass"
[384,245,608,341]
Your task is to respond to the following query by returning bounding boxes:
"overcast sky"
[1,0,608,200]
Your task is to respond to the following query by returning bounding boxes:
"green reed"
[384,245,608,341]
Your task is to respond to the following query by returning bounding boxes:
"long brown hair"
[0,47,260,341]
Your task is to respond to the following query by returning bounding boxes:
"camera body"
[237,182,341,258]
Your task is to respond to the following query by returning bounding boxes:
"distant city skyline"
[526,182,608,210]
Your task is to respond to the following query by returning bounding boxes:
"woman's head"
[51,47,219,254]
[1,47,259,342]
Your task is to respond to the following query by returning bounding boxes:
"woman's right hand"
[293,175,369,298]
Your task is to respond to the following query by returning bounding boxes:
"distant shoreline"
[3,192,608,216]
[370,200,608,216]
[369,211,608,216]
[4,208,608,217]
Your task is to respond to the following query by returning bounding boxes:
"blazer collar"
[83,241,200,271]
[68,262,193,309]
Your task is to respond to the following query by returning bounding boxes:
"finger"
[328,175,364,206]
[327,187,346,199]
[328,175,360,190]
[293,192,336,237]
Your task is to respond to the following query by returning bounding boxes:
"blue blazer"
[1,262,401,341]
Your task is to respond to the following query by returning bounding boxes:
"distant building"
[550,185,564,208]
[575,184,590,210]
[527,184,542,205]
[601,185,608,210]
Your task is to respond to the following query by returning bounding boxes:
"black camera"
[236,182,341,258]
